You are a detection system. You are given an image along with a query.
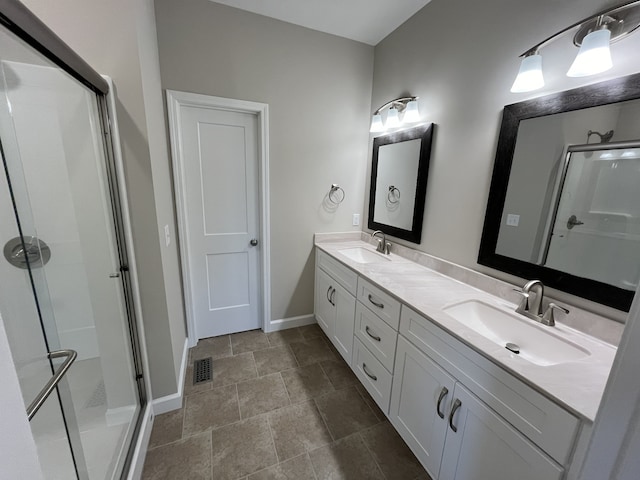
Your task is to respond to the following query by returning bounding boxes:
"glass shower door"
[544,144,640,290]
[0,25,143,480]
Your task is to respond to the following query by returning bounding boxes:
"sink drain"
[505,343,520,354]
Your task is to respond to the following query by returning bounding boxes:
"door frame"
[166,90,271,347]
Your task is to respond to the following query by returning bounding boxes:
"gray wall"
[23,0,186,398]
[369,0,640,316]
[154,0,374,321]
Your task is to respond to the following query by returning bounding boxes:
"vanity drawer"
[357,278,401,330]
[353,337,393,414]
[399,306,580,465]
[355,302,398,373]
[316,249,358,295]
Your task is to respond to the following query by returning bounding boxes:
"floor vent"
[193,357,212,384]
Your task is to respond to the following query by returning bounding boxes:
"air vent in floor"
[193,357,212,384]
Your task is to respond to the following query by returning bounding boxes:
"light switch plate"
[164,224,170,246]
[506,214,520,227]
[352,214,360,226]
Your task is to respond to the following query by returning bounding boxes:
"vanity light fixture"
[369,96,420,133]
[511,51,545,93]
[510,1,640,93]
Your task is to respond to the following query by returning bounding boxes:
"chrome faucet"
[371,230,391,255]
[514,279,569,326]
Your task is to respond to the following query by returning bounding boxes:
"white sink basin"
[338,247,391,264]
[442,300,590,366]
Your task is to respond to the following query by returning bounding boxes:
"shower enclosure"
[0,2,146,479]
[539,141,640,291]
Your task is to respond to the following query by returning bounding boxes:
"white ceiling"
[208,0,433,45]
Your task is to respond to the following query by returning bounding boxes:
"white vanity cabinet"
[392,335,564,480]
[314,250,357,364]
[391,336,455,477]
[314,245,586,480]
[439,383,564,480]
[391,306,578,480]
[351,277,401,412]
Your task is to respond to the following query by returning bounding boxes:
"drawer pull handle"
[326,286,333,305]
[365,326,381,342]
[436,386,449,419]
[330,288,336,305]
[368,294,384,309]
[362,363,377,381]
[449,398,462,432]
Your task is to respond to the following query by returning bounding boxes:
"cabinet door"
[314,267,335,337]
[390,336,455,479]
[440,384,564,480]
[332,282,356,364]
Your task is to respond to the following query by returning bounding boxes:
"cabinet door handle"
[330,288,336,305]
[365,326,381,342]
[436,386,449,419]
[362,363,377,381]
[326,286,333,305]
[368,294,384,309]
[449,398,462,432]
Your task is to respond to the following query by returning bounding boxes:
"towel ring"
[328,184,345,205]
[387,186,400,204]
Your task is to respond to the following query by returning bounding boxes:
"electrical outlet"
[352,214,360,226]
[164,225,171,246]
[506,214,520,227]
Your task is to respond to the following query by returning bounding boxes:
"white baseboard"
[126,405,153,480]
[267,314,316,332]
[151,337,188,415]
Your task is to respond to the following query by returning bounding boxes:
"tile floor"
[142,325,431,480]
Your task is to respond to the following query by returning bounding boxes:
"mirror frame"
[368,123,434,243]
[479,72,640,312]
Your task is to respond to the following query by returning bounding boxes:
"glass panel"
[0,156,80,479]
[0,26,141,479]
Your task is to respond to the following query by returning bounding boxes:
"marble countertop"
[315,238,617,422]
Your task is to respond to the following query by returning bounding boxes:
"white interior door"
[173,98,262,340]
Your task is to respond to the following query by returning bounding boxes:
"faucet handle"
[541,302,569,326]
[384,242,391,255]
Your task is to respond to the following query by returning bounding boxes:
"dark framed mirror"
[368,123,434,243]
[479,73,640,312]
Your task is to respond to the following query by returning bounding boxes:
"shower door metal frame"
[0,0,148,477]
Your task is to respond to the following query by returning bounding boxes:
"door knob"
[250,239,259,246]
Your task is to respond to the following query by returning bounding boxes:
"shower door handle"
[567,215,584,229]
[27,349,77,421]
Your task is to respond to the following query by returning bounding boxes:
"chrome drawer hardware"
[437,386,449,419]
[365,326,381,342]
[449,398,462,432]
[368,294,384,309]
[362,363,377,381]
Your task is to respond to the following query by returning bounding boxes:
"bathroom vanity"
[313,234,616,480]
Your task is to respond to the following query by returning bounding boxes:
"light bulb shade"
[403,100,420,123]
[370,114,384,132]
[510,54,544,93]
[386,107,400,128]
[567,28,612,77]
